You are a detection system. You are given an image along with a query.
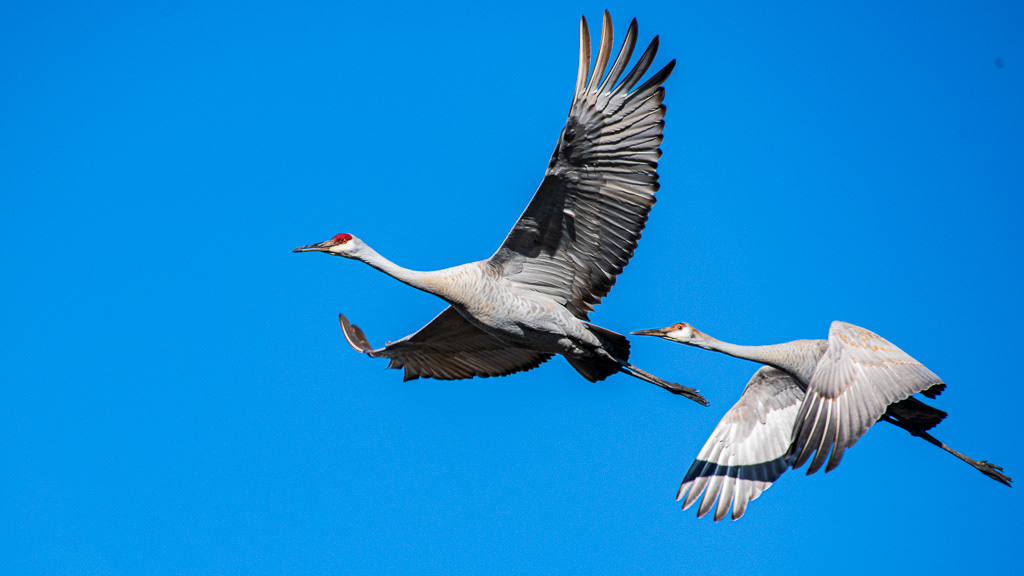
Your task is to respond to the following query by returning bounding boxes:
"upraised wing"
[488,12,674,320]
[339,310,552,381]
[679,367,804,521]
[788,321,946,475]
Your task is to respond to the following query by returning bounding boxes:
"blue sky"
[3,1,1022,574]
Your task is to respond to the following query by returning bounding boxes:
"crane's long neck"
[691,335,824,386]
[354,244,451,298]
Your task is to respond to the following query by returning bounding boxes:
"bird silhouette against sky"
[295,12,707,405]
[633,321,1012,521]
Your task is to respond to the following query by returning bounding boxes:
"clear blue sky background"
[3,1,1022,574]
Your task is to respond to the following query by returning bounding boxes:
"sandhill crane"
[293,13,707,405]
[632,321,1012,521]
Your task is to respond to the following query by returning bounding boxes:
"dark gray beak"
[293,241,332,253]
[631,328,672,337]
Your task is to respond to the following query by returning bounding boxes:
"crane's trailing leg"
[580,323,708,405]
[881,415,1013,486]
[621,363,709,406]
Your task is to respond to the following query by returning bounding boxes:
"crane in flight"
[632,321,1012,521]
[294,12,707,406]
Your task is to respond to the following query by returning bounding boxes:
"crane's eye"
[673,323,686,331]
[332,233,352,245]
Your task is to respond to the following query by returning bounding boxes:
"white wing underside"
[678,366,804,521]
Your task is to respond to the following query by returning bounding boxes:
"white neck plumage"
[353,244,451,300]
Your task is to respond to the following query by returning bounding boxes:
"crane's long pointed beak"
[631,328,671,337]
[293,241,331,253]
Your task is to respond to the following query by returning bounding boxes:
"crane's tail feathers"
[566,355,619,383]
[886,397,947,432]
[585,323,631,361]
[564,323,633,382]
[622,363,709,406]
[338,313,374,354]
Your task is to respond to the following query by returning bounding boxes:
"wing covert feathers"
[788,321,946,475]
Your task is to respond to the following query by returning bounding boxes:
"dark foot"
[666,383,709,407]
[621,363,710,407]
[975,460,1013,486]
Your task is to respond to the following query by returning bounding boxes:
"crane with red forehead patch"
[294,12,706,405]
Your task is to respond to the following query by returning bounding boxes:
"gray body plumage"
[634,320,1012,521]
[399,259,605,356]
[298,13,706,404]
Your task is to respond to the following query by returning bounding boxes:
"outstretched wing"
[788,321,946,475]
[339,310,553,381]
[679,367,804,521]
[488,12,674,320]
